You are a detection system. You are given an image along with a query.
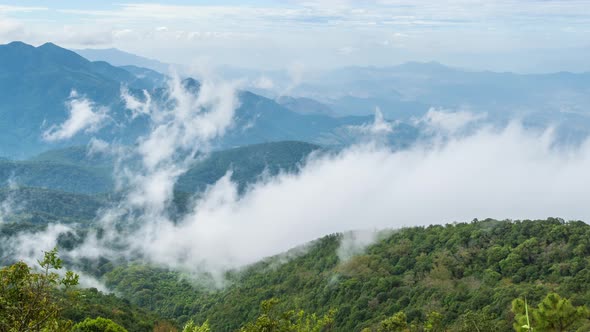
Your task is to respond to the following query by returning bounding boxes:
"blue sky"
[1,1,589,72]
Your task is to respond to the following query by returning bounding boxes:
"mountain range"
[0,42,389,158]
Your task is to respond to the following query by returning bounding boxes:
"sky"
[1,1,589,72]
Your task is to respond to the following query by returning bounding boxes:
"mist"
[131,122,590,273]
[5,73,590,286]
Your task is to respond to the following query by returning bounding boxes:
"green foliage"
[0,141,317,200]
[512,293,590,331]
[449,310,499,332]
[0,160,113,194]
[512,298,534,332]
[424,311,443,332]
[238,298,335,332]
[377,312,407,332]
[175,141,319,193]
[0,186,105,224]
[72,317,128,332]
[182,320,210,332]
[101,218,590,331]
[60,288,162,332]
[0,248,79,332]
[535,293,589,331]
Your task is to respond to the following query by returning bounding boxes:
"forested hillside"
[86,218,590,331]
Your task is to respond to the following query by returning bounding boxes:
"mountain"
[276,96,335,116]
[0,187,105,224]
[0,159,113,194]
[0,41,397,158]
[0,41,158,158]
[119,65,168,88]
[176,141,320,193]
[288,62,590,129]
[73,47,169,73]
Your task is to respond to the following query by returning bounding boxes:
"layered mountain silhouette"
[0,42,380,158]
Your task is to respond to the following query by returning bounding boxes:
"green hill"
[101,218,590,331]
[3,141,319,195]
[175,141,319,193]
[0,159,113,194]
[0,187,105,224]
[31,145,114,168]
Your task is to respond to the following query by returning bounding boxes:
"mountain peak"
[38,42,59,49]
[73,47,169,73]
[5,41,33,48]
[0,41,36,54]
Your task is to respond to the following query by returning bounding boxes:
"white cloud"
[42,91,109,142]
[337,230,381,261]
[0,16,25,41]
[350,108,394,136]
[0,5,48,13]
[1,1,587,71]
[417,108,487,134]
[137,122,590,271]
[1,223,110,292]
[337,46,356,55]
[30,117,589,281]
[252,76,275,90]
[121,86,151,119]
[87,138,110,155]
[58,26,113,46]
[0,179,19,224]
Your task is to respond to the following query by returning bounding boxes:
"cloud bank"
[128,122,590,274]
[8,73,590,287]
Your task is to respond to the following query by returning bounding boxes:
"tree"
[424,311,443,332]
[512,293,589,332]
[72,317,128,332]
[182,320,210,332]
[451,310,503,332]
[378,312,408,332]
[533,293,589,332]
[0,247,79,332]
[239,298,335,332]
[512,298,534,332]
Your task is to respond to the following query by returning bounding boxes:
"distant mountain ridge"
[0,41,390,158]
[73,47,169,73]
[296,61,590,122]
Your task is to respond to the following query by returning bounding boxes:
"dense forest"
[3,218,590,331]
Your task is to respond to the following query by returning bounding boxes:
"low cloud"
[417,107,487,135]
[252,76,275,90]
[135,122,590,273]
[11,75,590,287]
[350,108,394,136]
[42,91,109,142]
[87,138,110,155]
[0,178,24,225]
[1,223,109,291]
[121,86,151,119]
